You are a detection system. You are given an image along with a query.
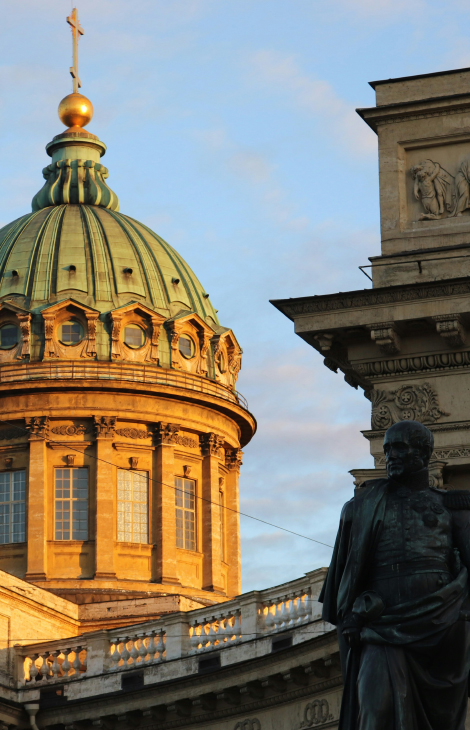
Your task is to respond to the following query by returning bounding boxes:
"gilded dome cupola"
[0,7,255,608]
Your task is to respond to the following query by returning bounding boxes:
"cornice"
[356,94,470,132]
[271,277,470,320]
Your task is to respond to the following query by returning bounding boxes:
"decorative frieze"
[200,432,224,457]
[368,383,448,430]
[225,448,243,471]
[51,425,88,436]
[25,417,49,439]
[115,428,152,439]
[93,416,116,439]
[356,349,470,380]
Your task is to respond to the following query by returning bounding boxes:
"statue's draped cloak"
[319,478,470,730]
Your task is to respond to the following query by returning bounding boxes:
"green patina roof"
[0,205,219,323]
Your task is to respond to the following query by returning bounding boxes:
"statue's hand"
[342,626,362,649]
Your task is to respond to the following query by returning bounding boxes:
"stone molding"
[368,382,449,430]
[271,277,470,318]
[356,349,470,380]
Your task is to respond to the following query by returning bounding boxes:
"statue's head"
[383,420,434,480]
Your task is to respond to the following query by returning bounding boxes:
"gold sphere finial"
[58,92,93,130]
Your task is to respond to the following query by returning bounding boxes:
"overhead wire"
[0,416,334,549]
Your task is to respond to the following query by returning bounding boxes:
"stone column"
[225,448,243,596]
[94,416,117,580]
[25,417,49,581]
[152,423,181,586]
[200,432,225,594]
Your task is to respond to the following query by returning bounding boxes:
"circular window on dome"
[61,320,84,345]
[0,324,20,349]
[124,324,145,349]
[179,335,195,359]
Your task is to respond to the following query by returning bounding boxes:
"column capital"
[25,416,49,440]
[93,416,116,439]
[200,432,224,457]
[154,421,180,446]
[225,448,243,472]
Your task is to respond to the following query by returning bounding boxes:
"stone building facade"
[5,21,470,730]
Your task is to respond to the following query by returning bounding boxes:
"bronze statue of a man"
[320,420,470,730]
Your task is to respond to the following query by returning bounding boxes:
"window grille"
[175,477,196,551]
[117,470,148,543]
[0,470,25,544]
[55,468,88,540]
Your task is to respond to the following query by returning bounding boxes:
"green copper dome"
[0,205,219,324]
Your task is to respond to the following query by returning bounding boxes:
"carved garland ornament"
[115,428,152,439]
[299,699,333,728]
[51,425,88,436]
[369,383,449,430]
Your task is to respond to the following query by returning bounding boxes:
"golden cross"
[67,8,84,93]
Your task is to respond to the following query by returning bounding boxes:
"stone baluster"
[155,631,165,660]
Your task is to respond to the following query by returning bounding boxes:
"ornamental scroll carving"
[368,383,449,430]
[41,302,99,360]
[411,157,470,221]
[154,422,181,446]
[51,425,88,436]
[234,720,261,730]
[298,699,333,727]
[109,306,163,362]
[115,428,152,439]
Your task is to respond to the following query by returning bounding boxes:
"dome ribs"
[80,205,113,304]
[92,208,146,301]
[56,206,89,296]
[112,213,169,309]
[0,208,52,300]
[29,206,66,302]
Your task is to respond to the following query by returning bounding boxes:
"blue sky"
[2,0,469,591]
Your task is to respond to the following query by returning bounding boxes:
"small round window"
[0,324,19,349]
[179,335,195,359]
[61,320,83,344]
[124,324,145,349]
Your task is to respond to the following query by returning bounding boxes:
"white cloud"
[246,50,376,157]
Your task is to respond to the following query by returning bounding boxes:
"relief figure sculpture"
[410,159,455,220]
[320,420,470,730]
[452,158,470,216]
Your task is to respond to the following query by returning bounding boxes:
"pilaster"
[94,416,117,580]
[25,417,49,581]
[200,432,225,594]
[153,422,181,586]
[225,448,243,596]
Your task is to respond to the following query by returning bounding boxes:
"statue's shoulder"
[436,488,470,510]
[355,477,389,494]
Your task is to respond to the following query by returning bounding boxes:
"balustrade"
[21,645,87,684]
[108,629,166,671]
[259,590,313,634]
[189,610,242,653]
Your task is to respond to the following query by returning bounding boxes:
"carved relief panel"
[109,302,164,363]
[405,140,470,226]
[368,382,449,430]
[41,299,99,360]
